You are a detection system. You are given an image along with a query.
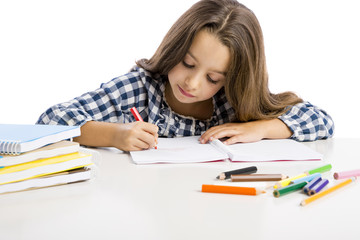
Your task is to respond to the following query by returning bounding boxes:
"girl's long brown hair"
[137,0,302,122]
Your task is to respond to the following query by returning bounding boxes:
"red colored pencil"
[130,107,157,149]
[130,107,143,121]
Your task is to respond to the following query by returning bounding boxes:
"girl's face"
[167,29,230,105]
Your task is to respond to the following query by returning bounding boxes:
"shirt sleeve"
[278,101,335,141]
[36,71,145,126]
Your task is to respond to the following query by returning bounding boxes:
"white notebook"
[0,167,92,194]
[130,136,322,164]
[0,141,80,167]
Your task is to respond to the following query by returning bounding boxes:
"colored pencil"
[300,177,356,206]
[303,176,322,194]
[273,173,307,189]
[334,169,360,180]
[309,179,329,195]
[130,107,144,121]
[201,184,265,195]
[290,173,321,185]
[231,174,287,182]
[273,181,308,197]
[273,164,332,189]
[130,107,157,149]
[305,164,332,175]
[216,166,257,180]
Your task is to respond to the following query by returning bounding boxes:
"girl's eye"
[182,60,219,84]
[207,75,218,84]
[182,61,194,69]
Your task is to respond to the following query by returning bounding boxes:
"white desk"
[0,138,359,240]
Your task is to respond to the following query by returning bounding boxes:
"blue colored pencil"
[290,173,321,185]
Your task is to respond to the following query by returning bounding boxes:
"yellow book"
[0,152,93,185]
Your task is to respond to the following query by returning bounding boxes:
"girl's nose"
[184,72,202,90]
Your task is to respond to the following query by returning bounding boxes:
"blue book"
[0,124,80,155]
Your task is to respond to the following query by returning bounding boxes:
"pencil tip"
[217,173,226,180]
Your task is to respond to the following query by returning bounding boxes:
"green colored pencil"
[273,181,307,197]
[306,164,332,175]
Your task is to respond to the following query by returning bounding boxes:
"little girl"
[37,0,334,151]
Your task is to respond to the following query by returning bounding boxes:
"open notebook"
[130,136,322,164]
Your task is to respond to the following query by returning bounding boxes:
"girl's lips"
[178,86,195,97]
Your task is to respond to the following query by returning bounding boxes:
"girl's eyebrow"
[187,51,198,63]
[187,51,227,77]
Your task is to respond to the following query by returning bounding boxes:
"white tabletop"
[0,138,359,240]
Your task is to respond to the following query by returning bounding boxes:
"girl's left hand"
[199,119,292,145]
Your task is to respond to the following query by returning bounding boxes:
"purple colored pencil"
[309,179,329,195]
[303,176,322,194]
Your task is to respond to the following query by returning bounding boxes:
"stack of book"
[0,124,97,194]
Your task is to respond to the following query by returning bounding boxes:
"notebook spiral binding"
[0,141,20,155]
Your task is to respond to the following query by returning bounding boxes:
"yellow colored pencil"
[300,177,356,206]
[273,173,307,189]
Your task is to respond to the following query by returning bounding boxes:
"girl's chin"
[175,97,196,104]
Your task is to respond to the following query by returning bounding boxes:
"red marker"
[130,107,157,149]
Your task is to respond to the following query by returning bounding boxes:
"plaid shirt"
[36,66,334,141]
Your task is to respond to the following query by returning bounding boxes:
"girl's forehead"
[188,30,230,74]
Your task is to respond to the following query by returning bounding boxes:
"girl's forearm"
[262,118,292,139]
[74,121,116,148]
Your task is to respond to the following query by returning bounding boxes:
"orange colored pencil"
[201,184,265,195]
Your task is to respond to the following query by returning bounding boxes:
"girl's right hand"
[112,121,159,151]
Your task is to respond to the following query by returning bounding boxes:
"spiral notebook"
[0,124,80,155]
[130,136,323,164]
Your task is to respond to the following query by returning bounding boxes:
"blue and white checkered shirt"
[36,66,334,141]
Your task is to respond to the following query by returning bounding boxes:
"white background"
[1,0,359,138]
